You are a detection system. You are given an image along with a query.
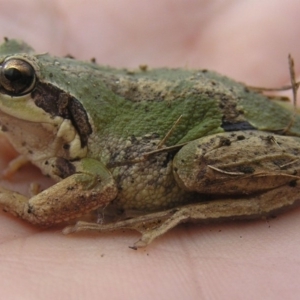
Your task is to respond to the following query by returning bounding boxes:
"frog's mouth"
[0,55,92,176]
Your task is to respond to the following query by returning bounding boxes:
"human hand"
[0,1,300,299]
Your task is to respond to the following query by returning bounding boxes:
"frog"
[0,38,300,248]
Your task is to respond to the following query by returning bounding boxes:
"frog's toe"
[62,207,191,247]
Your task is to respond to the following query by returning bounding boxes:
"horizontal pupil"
[4,68,22,81]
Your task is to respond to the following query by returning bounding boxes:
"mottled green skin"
[33,54,300,143]
[0,39,300,215]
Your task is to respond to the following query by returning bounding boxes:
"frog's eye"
[0,58,36,96]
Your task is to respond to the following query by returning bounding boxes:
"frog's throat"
[0,94,87,163]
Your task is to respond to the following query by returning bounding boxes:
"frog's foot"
[62,207,186,248]
[1,155,29,178]
[63,180,300,248]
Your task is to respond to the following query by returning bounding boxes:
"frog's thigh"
[0,158,117,226]
[64,179,300,247]
[173,130,300,194]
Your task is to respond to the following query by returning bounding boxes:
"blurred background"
[0,0,299,86]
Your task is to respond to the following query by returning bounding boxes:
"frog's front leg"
[0,158,117,226]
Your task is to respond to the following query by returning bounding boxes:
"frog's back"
[88,65,300,142]
[39,55,300,143]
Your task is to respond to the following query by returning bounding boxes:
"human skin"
[0,1,300,299]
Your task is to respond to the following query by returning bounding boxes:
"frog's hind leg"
[63,179,300,248]
[173,130,300,195]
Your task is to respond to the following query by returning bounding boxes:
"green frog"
[0,38,299,248]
